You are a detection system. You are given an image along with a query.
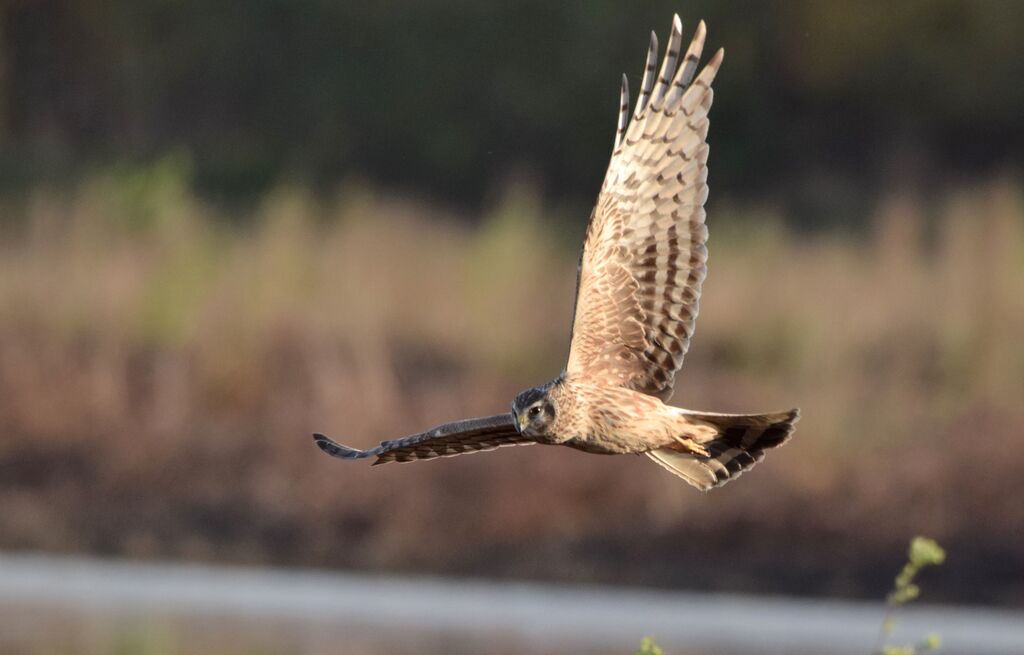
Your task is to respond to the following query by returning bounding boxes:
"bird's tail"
[646,408,799,491]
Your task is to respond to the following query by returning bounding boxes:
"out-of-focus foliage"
[635,637,664,655]
[888,537,947,606]
[2,1,1023,225]
[876,537,946,655]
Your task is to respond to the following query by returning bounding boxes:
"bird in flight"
[314,15,799,491]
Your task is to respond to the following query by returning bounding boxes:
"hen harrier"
[314,16,799,490]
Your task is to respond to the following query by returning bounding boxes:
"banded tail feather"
[647,408,799,491]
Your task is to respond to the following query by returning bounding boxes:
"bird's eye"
[528,405,542,418]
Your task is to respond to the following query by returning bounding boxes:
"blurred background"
[1,1,1023,654]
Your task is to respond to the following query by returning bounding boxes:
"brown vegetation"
[1,172,1022,603]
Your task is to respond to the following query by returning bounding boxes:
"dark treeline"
[2,0,1022,226]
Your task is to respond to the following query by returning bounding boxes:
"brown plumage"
[313,15,799,491]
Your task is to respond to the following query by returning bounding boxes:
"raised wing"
[566,16,722,401]
[313,414,534,465]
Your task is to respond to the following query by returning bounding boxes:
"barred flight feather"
[615,75,630,150]
[633,32,659,120]
[313,414,534,465]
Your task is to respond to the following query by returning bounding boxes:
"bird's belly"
[564,431,650,455]
[547,380,678,455]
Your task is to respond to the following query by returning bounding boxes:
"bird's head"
[512,383,557,437]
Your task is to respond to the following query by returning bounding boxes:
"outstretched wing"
[313,414,533,465]
[566,16,722,401]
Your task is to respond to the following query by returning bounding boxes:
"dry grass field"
[2,166,1022,603]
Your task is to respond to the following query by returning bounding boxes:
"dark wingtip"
[312,432,339,454]
[312,432,369,460]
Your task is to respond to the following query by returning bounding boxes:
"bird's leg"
[672,434,709,457]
